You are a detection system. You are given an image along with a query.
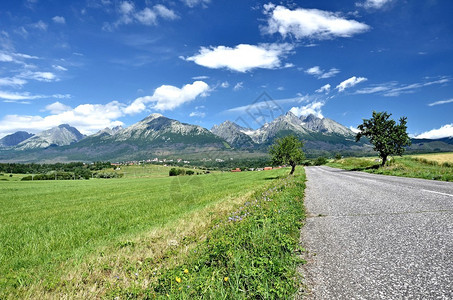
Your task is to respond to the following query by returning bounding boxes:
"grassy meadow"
[0,166,305,298]
[327,153,453,181]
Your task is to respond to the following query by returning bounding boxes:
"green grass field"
[0,167,304,298]
[327,154,453,181]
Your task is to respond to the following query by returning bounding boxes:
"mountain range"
[1,112,452,163]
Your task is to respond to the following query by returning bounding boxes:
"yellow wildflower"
[224,277,229,282]
[175,276,182,283]
[184,269,189,274]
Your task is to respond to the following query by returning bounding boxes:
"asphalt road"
[299,166,453,299]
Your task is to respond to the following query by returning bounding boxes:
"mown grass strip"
[110,170,306,299]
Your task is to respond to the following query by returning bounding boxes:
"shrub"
[313,156,328,166]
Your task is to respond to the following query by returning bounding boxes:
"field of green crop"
[0,167,299,298]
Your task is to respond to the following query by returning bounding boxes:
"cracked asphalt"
[298,166,453,299]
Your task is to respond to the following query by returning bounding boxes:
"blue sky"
[0,0,452,139]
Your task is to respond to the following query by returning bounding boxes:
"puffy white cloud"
[185,43,294,72]
[135,7,157,25]
[356,0,392,9]
[153,4,178,20]
[125,81,210,113]
[415,124,453,139]
[0,52,14,62]
[336,76,367,92]
[263,4,369,40]
[428,98,453,107]
[305,66,340,79]
[305,66,322,76]
[0,101,125,137]
[114,2,177,27]
[45,101,72,114]
[52,16,66,24]
[290,101,324,118]
[316,84,331,93]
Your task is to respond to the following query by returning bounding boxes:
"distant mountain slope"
[211,121,255,148]
[0,131,34,147]
[16,124,85,150]
[301,114,354,136]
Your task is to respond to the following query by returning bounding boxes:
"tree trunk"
[381,155,387,167]
[290,163,296,175]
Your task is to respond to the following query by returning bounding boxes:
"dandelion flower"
[224,277,229,282]
[176,276,182,283]
[184,269,189,274]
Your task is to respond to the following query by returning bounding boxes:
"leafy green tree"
[356,111,411,166]
[269,135,305,175]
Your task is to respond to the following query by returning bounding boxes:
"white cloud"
[113,2,177,27]
[19,71,58,82]
[349,126,360,133]
[305,66,340,79]
[192,75,209,80]
[290,101,324,118]
[31,20,48,31]
[125,81,210,113]
[316,84,331,93]
[0,101,125,137]
[220,81,229,88]
[355,78,450,97]
[356,0,392,9]
[320,68,340,79]
[305,66,322,76]
[263,4,369,40]
[0,91,69,101]
[233,82,243,91]
[415,124,453,139]
[52,16,66,24]
[0,77,27,87]
[52,65,68,71]
[153,4,178,20]
[189,111,206,118]
[185,43,294,72]
[0,52,14,62]
[135,7,157,25]
[336,76,367,92]
[428,98,453,107]
[45,101,72,114]
[182,0,210,7]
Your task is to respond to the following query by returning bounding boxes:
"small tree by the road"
[356,111,411,166]
[269,135,305,175]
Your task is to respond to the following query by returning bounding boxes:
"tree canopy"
[356,111,411,166]
[269,135,305,175]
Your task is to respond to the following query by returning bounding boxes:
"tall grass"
[328,155,453,181]
[0,169,291,298]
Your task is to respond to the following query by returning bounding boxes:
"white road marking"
[422,189,453,198]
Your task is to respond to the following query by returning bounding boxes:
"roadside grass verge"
[0,168,305,298]
[327,155,453,181]
[110,170,306,299]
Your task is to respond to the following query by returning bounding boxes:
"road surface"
[299,166,453,299]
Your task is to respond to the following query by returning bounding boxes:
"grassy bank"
[0,167,305,298]
[327,154,453,181]
[113,170,306,299]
